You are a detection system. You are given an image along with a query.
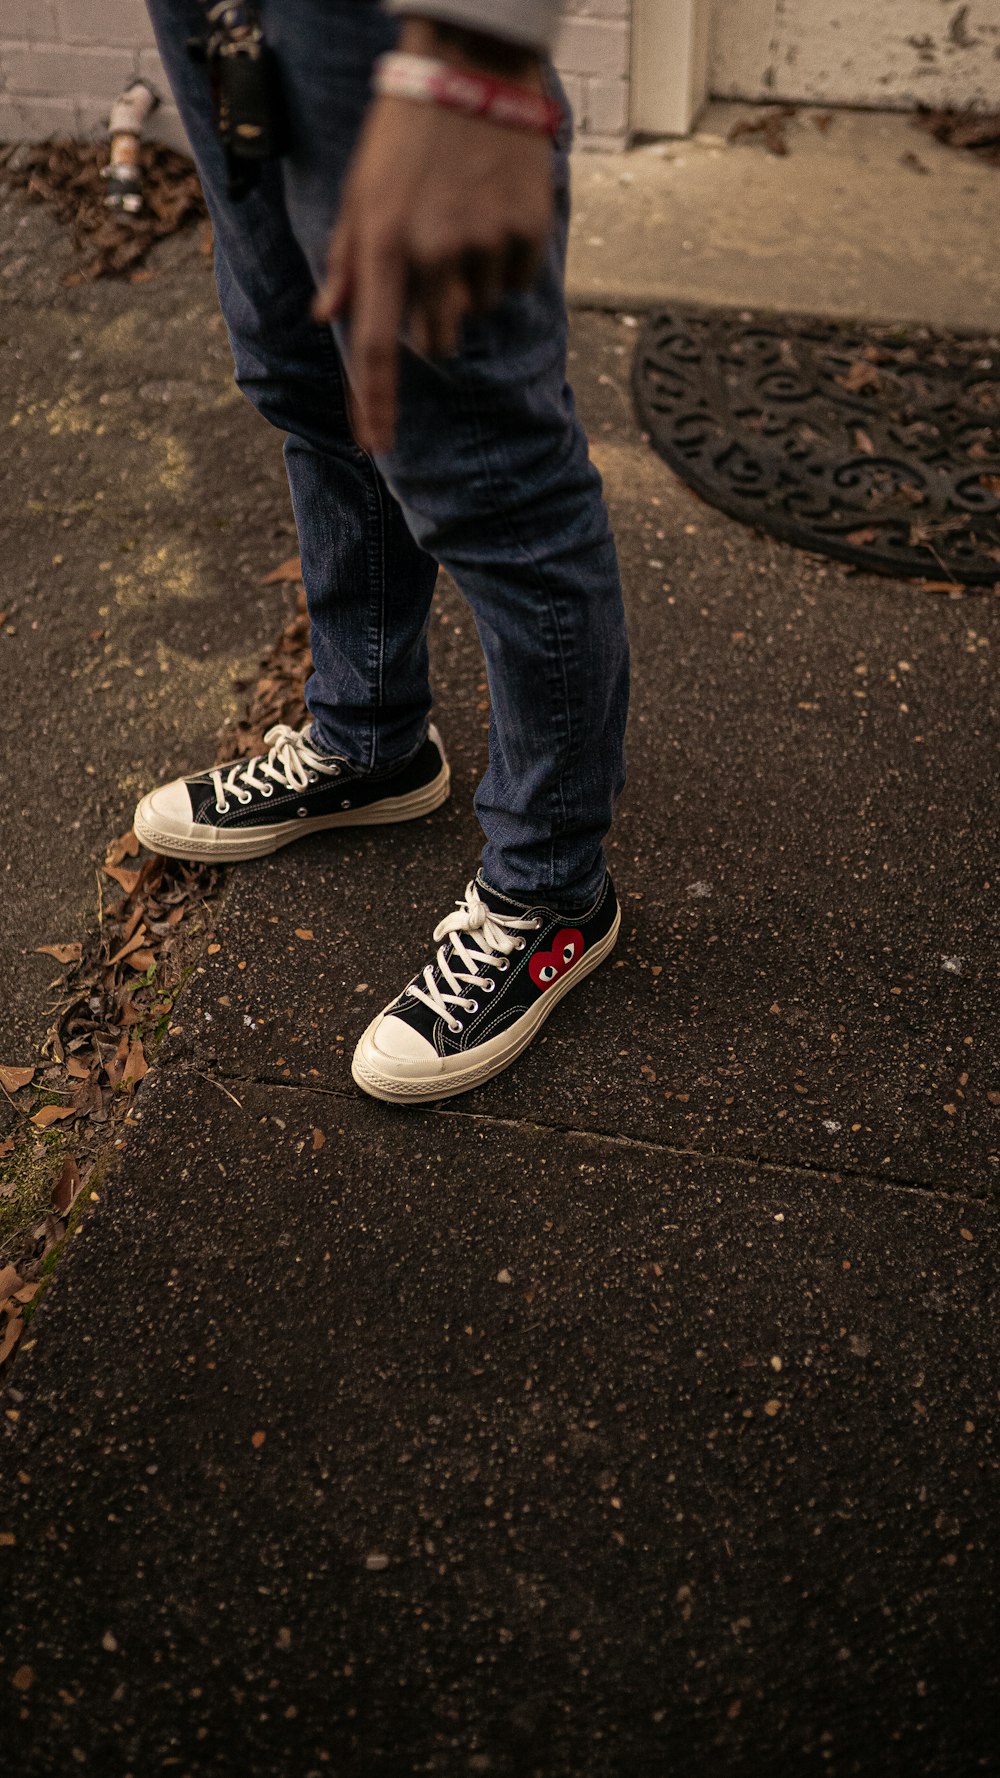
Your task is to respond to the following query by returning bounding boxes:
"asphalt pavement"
[1,202,997,1777]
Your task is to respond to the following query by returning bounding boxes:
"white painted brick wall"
[557,4,631,145]
[0,0,189,147]
[0,0,634,149]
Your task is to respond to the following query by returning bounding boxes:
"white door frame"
[631,0,712,137]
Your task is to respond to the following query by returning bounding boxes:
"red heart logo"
[529,927,584,991]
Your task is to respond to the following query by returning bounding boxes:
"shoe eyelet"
[307,772,318,784]
[496,958,509,972]
[482,979,496,993]
[215,800,230,815]
[237,791,252,805]
[515,939,526,951]
[466,1000,478,1014]
[340,798,352,810]
[448,1020,462,1034]
[330,764,341,777]
[297,806,309,817]
[260,784,273,798]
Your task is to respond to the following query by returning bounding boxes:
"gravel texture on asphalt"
[1,216,997,1776]
[3,1071,995,1777]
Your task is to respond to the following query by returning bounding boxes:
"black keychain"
[188,1,287,199]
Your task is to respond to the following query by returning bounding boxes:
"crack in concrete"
[164,1059,983,1210]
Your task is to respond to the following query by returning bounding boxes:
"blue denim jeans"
[145,0,629,908]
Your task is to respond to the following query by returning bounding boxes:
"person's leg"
[255,0,629,1098]
[265,0,629,912]
[141,0,439,773]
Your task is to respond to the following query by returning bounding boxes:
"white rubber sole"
[133,745,450,863]
[351,904,621,1105]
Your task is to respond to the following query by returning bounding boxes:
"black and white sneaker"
[134,722,449,862]
[352,873,620,1103]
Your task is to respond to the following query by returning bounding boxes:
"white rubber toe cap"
[138,779,194,827]
[368,1014,439,1065]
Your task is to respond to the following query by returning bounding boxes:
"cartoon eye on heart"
[529,928,585,992]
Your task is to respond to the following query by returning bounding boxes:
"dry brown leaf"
[107,927,148,967]
[65,1056,93,1080]
[0,1064,35,1094]
[312,1127,326,1150]
[126,948,156,973]
[0,1316,24,1366]
[837,362,880,394]
[35,943,82,965]
[845,527,878,546]
[119,904,146,945]
[52,1155,82,1216]
[918,580,966,594]
[14,1283,40,1305]
[31,1104,75,1129]
[70,1080,105,1119]
[105,829,140,866]
[104,864,142,895]
[251,1430,267,1448]
[295,928,314,941]
[123,1038,149,1085]
[0,1263,24,1300]
[853,429,876,456]
[106,1032,131,1089]
[261,555,302,585]
[0,1138,14,1160]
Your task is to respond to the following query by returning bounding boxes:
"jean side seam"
[313,311,388,776]
[457,385,584,891]
[368,455,389,774]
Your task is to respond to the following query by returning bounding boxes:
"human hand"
[313,27,554,453]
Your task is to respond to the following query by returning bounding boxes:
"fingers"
[407,235,531,362]
[460,246,504,315]
[313,216,352,323]
[502,232,544,292]
[349,235,406,453]
[408,263,474,359]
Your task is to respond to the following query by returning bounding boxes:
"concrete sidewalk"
[1,167,998,1773]
[568,103,1000,331]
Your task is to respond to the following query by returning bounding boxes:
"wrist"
[374,51,562,137]
[399,16,543,84]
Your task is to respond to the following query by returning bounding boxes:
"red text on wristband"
[373,52,563,140]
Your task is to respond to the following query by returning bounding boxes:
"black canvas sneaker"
[352,872,620,1103]
[134,722,449,861]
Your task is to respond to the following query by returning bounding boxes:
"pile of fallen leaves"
[217,561,312,758]
[6,136,207,282]
[914,107,1000,166]
[1,556,309,1383]
[0,832,219,1377]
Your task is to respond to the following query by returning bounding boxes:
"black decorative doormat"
[632,307,1000,587]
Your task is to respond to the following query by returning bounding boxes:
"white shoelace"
[409,881,540,1035]
[211,724,339,814]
